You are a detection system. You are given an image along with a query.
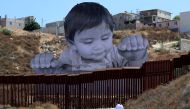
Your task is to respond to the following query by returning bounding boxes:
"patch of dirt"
[0,29,67,74]
[125,73,190,109]
[0,32,40,74]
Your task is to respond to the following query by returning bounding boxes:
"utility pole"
[136,9,139,14]
[41,18,43,32]
[56,21,59,36]
[14,16,16,29]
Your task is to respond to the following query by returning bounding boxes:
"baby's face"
[73,22,113,61]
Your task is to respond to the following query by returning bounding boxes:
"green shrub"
[24,19,40,31]
[1,28,12,35]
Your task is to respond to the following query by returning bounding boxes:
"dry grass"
[2,102,58,109]
[125,73,190,109]
[0,32,40,74]
[113,28,180,45]
[0,29,67,74]
[0,28,186,74]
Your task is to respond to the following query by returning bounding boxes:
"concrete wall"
[44,24,64,35]
[157,10,171,20]
[0,18,24,30]
[156,20,179,31]
[44,21,64,35]
[17,16,34,24]
[113,13,130,29]
[180,11,190,32]
[180,38,190,52]
[113,13,140,30]
[140,9,171,25]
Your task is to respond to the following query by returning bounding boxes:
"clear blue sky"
[0,0,189,27]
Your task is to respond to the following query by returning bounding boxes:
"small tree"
[24,19,40,31]
[173,15,180,20]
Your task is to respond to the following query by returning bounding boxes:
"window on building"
[159,24,162,27]
[120,16,122,20]
[9,22,12,25]
[19,23,21,26]
[148,12,150,16]
[167,23,169,26]
[174,21,177,25]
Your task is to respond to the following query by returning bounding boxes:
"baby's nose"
[93,42,103,51]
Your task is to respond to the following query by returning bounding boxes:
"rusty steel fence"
[0,53,190,109]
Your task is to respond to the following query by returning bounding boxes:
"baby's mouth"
[94,51,105,56]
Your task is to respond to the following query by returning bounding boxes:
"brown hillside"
[125,73,190,109]
[0,32,40,74]
[0,29,67,74]
[0,28,187,74]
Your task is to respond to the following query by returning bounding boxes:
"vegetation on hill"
[125,73,190,109]
[23,20,40,31]
[0,27,187,74]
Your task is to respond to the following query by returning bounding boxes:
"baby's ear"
[69,42,78,52]
[67,39,78,51]
[72,44,77,51]
[67,39,74,46]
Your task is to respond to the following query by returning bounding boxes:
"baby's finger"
[143,38,149,49]
[30,58,35,68]
[50,59,59,68]
[125,37,132,51]
[45,53,54,68]
[136,35,144,49]
[34,54,41,68]
[39,53,46,68]
[130,36,138,50]
[118,39,127,51]
[118,37,131,51]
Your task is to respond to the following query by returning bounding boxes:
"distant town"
[0,9,190,35]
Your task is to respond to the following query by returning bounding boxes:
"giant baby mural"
[30,2,149,73]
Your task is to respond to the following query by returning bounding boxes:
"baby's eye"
[83,39,93,44]
[102,36,110,40]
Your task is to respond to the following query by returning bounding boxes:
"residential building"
[140,9,171,26]
[156,20,179,31]
[180,11,190,32]
[17,16,35,24]
[43,21,64,35]
[113,12,141,30]
[0,15,25,30]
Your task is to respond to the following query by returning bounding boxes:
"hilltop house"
[43,21,64,36]
[113,11,143,30]
[0,15,24,30]
[140,9,171,26]
[17,16,35,24]
[156,20,179,32]
[0,15,35,30]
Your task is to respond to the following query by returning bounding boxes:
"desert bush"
[24,20,40,31]
[0,28,12,35]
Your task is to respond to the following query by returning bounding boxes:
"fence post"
[142,63,146,92]
[169,59,174,81]
[65,78,69,109]
[78,83,81,109]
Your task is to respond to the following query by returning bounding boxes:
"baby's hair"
[64,2,114,44]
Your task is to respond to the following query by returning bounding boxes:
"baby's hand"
[30,52,61,69]
[117,34,149,61]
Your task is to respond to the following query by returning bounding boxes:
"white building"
[140,9,171,26]
[0,15,25,30]
[113,12,141,30]
[43,21,64,35]
[156,20,179,31]
[180,11,190,32]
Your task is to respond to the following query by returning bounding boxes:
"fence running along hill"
[0,53,190,109]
